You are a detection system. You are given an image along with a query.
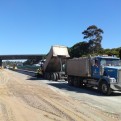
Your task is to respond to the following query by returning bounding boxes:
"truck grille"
[118,70,121,83]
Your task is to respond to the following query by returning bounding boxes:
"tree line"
[69,25,121,59]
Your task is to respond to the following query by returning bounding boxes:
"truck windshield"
[100,59,121,66]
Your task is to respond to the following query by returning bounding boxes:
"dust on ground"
[0,69,120,121]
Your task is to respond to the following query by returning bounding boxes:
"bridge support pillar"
[0,59,2,67]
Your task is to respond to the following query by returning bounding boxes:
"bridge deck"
[0,54,45,60]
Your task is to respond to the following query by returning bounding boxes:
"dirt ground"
[0,69,120,121]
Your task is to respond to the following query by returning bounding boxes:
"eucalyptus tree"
[82,25,104,54]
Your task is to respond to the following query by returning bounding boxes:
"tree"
[69,41,89,58]
[82,25,104,54]
[119,49,121,59]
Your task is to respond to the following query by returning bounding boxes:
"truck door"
[91,59,100,78]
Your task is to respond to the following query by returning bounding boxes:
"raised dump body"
[43,45,70,81]
[66,57,91,77]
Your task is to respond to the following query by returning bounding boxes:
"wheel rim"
[102,83,108,93]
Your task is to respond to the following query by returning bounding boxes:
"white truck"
[43,45,70,81]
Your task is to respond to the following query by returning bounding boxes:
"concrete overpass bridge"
[0,54,45,66]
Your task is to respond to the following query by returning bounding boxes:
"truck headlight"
[109,78,117,83]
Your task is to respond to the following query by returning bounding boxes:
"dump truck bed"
[43,45,70,72]
[66,57,91,77]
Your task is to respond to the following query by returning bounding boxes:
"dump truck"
[67,55,121,95]
[43,45,70,81]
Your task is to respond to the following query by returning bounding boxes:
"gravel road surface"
[0,69,121,121]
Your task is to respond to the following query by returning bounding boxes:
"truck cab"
[91,56,121,95]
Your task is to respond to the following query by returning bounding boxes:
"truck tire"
[100,81,112,95]
[55,73,58,81]
[44,73,47,79]
[73,78,80,87]
[68,76,73,86]
[47,73,51,80]
[44,73,49,80]
[57,72,61,80]
[51,73,56,81]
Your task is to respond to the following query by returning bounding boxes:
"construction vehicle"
[13,64,17,70]
[43,45,70,81]
[66,55,121,95]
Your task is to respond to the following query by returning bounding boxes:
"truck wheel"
[55,73,58,81]
[68,76,73,86]
[44,73,47,79]
[73,78,80,87]
[47,73,51,80]
[100,81,111,95]
[57,72,61,80]
[44,73,48,79]
[51,73,56,81]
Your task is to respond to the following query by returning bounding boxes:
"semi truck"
[66,55,121,95]
[43,45,70,81]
